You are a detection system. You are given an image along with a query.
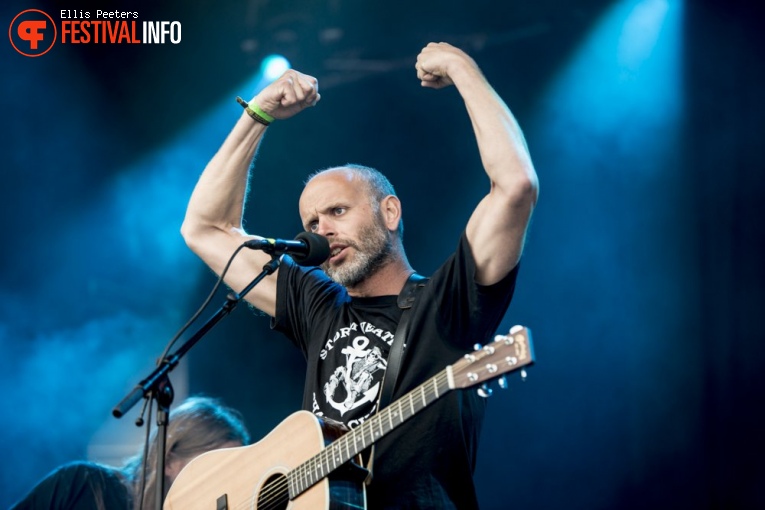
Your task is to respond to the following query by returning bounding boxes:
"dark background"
[1,0,763,508]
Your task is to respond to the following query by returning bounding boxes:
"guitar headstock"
[449,325,535,390]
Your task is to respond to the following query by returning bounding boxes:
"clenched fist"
[250,69,320,120]
[415,42,479,89]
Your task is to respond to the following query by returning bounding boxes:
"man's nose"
[315,217,335,237]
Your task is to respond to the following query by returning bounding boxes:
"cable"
[156,243,249,364]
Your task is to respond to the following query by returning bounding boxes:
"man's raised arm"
[416,42,539,285]
[181,70,320,317]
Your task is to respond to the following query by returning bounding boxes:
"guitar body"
[164,410,366,510]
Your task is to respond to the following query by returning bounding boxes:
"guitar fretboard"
[287,367,453,497]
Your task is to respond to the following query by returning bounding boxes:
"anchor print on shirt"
[323,335,387,416]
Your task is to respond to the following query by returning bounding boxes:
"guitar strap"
[363,271,429,485]
[378,272,429,410]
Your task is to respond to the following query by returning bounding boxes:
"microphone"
[243,232,330,266]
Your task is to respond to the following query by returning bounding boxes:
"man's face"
[299,169,393,287]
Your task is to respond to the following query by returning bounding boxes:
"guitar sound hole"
[257,473,289,510]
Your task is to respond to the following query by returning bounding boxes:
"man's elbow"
[502,167,539,211]
[180,216,208,255]
[520,170,539,207]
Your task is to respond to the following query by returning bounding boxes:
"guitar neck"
[288,367,453,496]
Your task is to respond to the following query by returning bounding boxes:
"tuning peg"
[497,375,508,389]
[473,343,482,351]
[477,383,493,398]
[520,369,528,382]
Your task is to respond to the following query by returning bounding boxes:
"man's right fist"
[251,69,320,121]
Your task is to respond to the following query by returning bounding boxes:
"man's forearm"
[182,112,268,240]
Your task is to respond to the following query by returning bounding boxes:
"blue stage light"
[260,54,291,83]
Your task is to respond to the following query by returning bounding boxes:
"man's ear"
[380,195,402,232]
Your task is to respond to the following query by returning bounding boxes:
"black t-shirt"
[11,461,132,510]
[273,232,518,509]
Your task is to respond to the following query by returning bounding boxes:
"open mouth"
[329,245,348,263]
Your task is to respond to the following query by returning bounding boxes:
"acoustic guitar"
[165,325,534,510]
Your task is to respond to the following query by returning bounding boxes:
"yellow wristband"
[249,102,275,123]
[235,96,273,126]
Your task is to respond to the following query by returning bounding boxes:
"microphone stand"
[112,255,282,510]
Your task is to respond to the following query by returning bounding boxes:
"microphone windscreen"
[292,232,330,266]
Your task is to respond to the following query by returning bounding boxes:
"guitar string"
[229,370,457,510]
[228,474,286,510]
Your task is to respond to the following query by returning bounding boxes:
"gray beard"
[323,221,393,288]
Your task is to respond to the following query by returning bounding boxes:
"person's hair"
[306,164,404,240]
[122,396,251,510]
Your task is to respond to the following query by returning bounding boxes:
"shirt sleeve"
[271,255,346,354]
[426,231,520,351]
